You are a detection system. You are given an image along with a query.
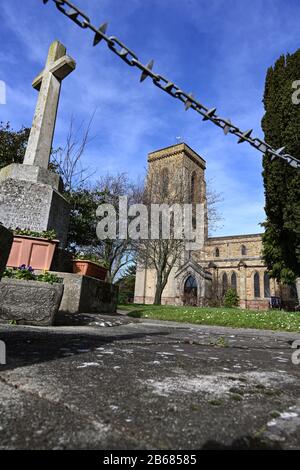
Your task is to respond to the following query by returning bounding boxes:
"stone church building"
[134,143,297,310]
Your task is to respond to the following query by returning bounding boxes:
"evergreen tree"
[261,51,300,284]
[0,122,30,169]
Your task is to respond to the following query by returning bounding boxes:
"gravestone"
[0,225,13,278]
[0,41,76,247]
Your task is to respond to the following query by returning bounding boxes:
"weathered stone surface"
[0,278,64,326]
[0,177,69,248]
[0,225,13,278]
[0,321,299,449]
[54,272,119,314]
[0,163,63,191]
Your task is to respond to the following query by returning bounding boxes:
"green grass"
[119,304,300,332]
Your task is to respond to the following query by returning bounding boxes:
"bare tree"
[50,113,96,192]
[134,166,188,305]
[206,179,224,235]
[137,238,185,305]
[91,173,144,283]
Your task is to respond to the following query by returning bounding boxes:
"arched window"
[215,247,220,258]
[184,276,198,306]
[190,171,197,203]
[264,272,270,298]
[161,167,169,198]
[184,276,197,293]
[231,272,237,292]
[241,245,247,256]
[254,272,260,298]
[222,273,228,296]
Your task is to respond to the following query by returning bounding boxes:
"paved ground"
[0,313,299,450]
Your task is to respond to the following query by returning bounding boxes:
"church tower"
[147,142,207,208]
[134,143,210,305]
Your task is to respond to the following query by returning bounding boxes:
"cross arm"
[32,55,76,91]
[50,55,76,80]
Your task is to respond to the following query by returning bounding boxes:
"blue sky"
[0,0,299,236]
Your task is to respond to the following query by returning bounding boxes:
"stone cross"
[23,40,76,169]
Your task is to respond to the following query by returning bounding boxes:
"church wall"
[200,234,296,310]
[204,234,263,260]
[134,267,179,305]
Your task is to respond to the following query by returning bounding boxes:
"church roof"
[175,258,211,279]
[148,143,206,169]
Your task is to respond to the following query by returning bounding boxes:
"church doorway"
[183,276,198,306]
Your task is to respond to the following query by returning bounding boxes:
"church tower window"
[161,167,169,198]
[190,171,197,203]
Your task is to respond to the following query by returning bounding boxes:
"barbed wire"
[42,0,300,169]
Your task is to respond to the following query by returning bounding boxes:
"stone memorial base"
[0,225,13,278]
[0,278,64,326]
[53,272,119,314]
[0,164,69,248]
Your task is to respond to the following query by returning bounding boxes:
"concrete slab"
[0,319,299,449]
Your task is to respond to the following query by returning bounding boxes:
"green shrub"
[118,291,134,305]
[224,288,239,308]
[12,228,57,241]
[36,272,63,284]
[4,266,35,281]
[3,267,62,284]
[74,252,106,267]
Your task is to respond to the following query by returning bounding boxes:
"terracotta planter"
[72,260,108,281]
[7,235,59,271]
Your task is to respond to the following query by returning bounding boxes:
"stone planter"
[54,272,118,314]
[0,225,13,278]
[7,235,59,271]
[72,260,108,281]
[0,278,64,326]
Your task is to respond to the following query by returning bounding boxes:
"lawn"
[119,304,300,332]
